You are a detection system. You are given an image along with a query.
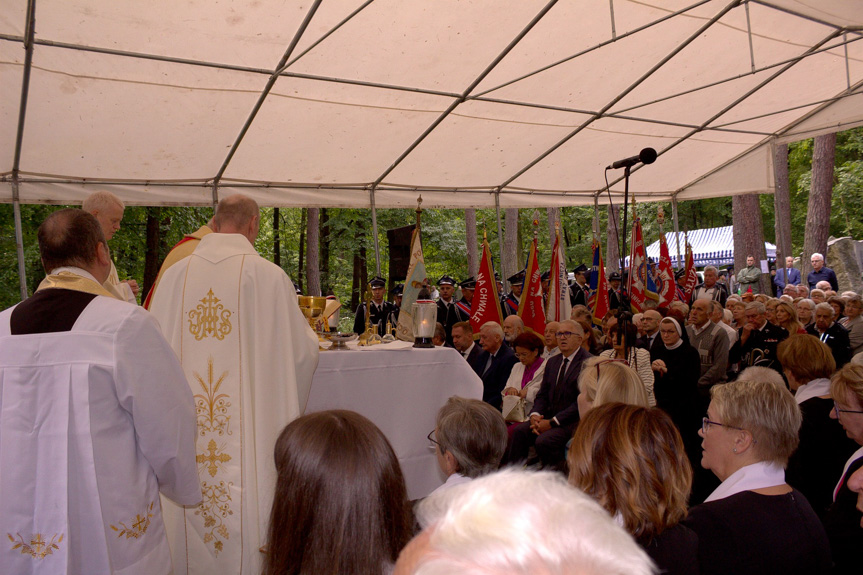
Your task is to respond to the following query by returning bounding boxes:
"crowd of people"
[2,191,863,575]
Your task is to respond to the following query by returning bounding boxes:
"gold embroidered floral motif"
[197,439,232,477]
[7,533,63,559]
[188,289,232,341]
[110,502,155,539]
[193,356,232,436]
[196,480,233,555]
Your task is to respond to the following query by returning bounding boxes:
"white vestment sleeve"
[114,308,201,505]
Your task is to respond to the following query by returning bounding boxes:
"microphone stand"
[616,165,633,353]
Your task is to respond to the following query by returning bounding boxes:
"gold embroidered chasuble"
[0,269,200,575]
[149,233,319,575]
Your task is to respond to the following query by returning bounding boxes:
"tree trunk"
[273,207,281,267]
[320,208,330,295]
[773,143,793,263]
[503,208,519,287]
[465,208,479,277]
[802,133,836,279]
[297,208,306,292]
[606,204,621,271]
[732,193,769,293]
[546,207,560,247]
[143,207,161,302]
[306,208,321,296]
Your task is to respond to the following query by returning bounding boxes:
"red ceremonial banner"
[657,233,676,307]
[517,237,546,335]
[470,238,503,332]
[683,242,699,302]
[589,239,610,325]
[628,218,647,313]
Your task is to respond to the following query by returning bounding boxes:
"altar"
[305,342,483,500]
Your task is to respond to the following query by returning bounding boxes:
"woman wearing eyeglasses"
[824,363,863,574]
[501,332,547,423]
[683,379,831,575]
[779,335,858,518]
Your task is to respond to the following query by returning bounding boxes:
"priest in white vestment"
[0,208,200,575]
[149,194,320,575]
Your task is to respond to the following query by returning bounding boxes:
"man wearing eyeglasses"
[506,320,592,470]
[807,302,852,368]
[473,322,517,410]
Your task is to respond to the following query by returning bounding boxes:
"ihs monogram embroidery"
[110,502,155,539]
[7,533,63,559]
[188,289,233,341]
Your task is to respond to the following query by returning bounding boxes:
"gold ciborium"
[298,296,328,335]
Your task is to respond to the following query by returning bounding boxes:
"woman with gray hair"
[683,379,831,575]
[840,294,863,356]
[427,397,507,496]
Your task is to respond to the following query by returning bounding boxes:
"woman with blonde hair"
[576,356,649,418]
[683,379,830,575]
[824,363,863,573]
[599,321,655,406]
[569,403,697,575]
[775,300,806,335]
[779,335,858,517]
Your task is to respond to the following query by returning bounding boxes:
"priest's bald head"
[214,194,260,243]
[38,208,111,284]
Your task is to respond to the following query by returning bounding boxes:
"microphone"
[606,147,657,170]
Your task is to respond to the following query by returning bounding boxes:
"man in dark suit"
[472,321,517,410]
[636,309,663,355]
[452,321,483,367]
[807,302,852,368]
[507,319,592,469]
[569,264,589,308]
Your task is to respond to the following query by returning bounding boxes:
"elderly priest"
[149,194,319,575]
[0,209,200,574]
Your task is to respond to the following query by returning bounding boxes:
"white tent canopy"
[2,0,863,209]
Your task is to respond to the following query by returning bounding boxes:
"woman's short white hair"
[412,469,655,575]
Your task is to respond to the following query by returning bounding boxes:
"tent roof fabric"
[643,225,776,267]
[2,1,862,208]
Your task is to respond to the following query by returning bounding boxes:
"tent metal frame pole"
[495,189,506,290]
[602,28,844,192]
[212,0,323,187]
[12,183,28,300]
[10,0,37,301]
[611,34,861,116]
[369,186,382,277]
[371,0,559,188]
[472,0,711,98]
[672,196,682,270]
[497,0,741,191]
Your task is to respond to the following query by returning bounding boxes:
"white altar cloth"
[306,345,483,500]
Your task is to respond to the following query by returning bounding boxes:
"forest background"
[2,127,861,319]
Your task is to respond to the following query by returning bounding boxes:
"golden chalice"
[298,296,328,335]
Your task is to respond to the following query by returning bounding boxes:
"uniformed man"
[501,271,525,318]
[387,284,404,331]
[353,275,396,336]
[570,264,589,308]
[540,271,550,311]
[437,275,468,346]
[456,277,475,317]
[608,271,622,311]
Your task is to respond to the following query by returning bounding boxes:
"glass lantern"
[412,299,437,348]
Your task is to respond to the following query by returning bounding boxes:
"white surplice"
[0,273,200,575]
[148,233,319,575]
